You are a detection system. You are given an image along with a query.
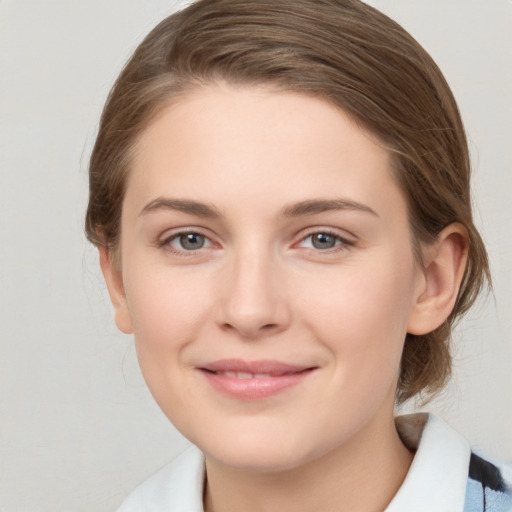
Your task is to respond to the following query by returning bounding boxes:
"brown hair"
[85,0,490,403]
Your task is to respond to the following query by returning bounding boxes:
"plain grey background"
[0,1,510,510]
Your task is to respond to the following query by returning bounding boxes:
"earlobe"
[407,224,468,335]
[99,248,134,334]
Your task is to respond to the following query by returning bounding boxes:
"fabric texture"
[116,413,512,512]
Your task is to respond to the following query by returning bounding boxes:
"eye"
[297,231,352,251]
[309,233,339,249]
[166,231,212,251]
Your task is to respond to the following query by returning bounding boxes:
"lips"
[198,359,316,399]
[213,371,274,379]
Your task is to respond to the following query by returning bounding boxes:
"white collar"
[386,413,471,512]
[116,444,205,512]
[117,413,471,512]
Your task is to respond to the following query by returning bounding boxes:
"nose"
[216,247,291,340]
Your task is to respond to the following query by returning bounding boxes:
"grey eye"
[178,233,206,250]
[311,233,338,249]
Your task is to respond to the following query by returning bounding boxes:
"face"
[108,84,428,472]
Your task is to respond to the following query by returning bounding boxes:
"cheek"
[298,256,416,373]
[121,268,214,422]
[122,266,212,361]
[294,267,415,429]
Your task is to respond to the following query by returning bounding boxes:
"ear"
[407,223,468,335]
[99,248,133,334]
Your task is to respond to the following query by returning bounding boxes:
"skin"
[101,84,468,512]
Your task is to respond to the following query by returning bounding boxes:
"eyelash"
[297,229,354,253]
[157,228,354,256]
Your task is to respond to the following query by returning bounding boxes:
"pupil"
[312,233,336,249]
[180,233,204,250]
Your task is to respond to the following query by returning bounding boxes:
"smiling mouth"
[198,360,317,399]
[207,371,278,379]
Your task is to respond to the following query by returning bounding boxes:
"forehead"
[126,84,405,222]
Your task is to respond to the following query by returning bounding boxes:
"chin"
[206,444,310,473]
[190,420,322,473]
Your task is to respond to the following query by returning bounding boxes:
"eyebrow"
[281,199,379,218]
[139,198,222,218]
[139,197,378,219]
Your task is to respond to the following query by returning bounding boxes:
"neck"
[203,414,413,512]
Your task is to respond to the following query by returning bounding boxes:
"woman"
[85,0,511,510]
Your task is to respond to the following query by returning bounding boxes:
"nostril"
[220,321,280,338]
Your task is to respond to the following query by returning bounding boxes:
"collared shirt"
[117,413,512,512]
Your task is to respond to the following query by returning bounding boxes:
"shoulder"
[116,445,205,512]
[388,413,512,512]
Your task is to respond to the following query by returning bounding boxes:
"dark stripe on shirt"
[469,452,506,492]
